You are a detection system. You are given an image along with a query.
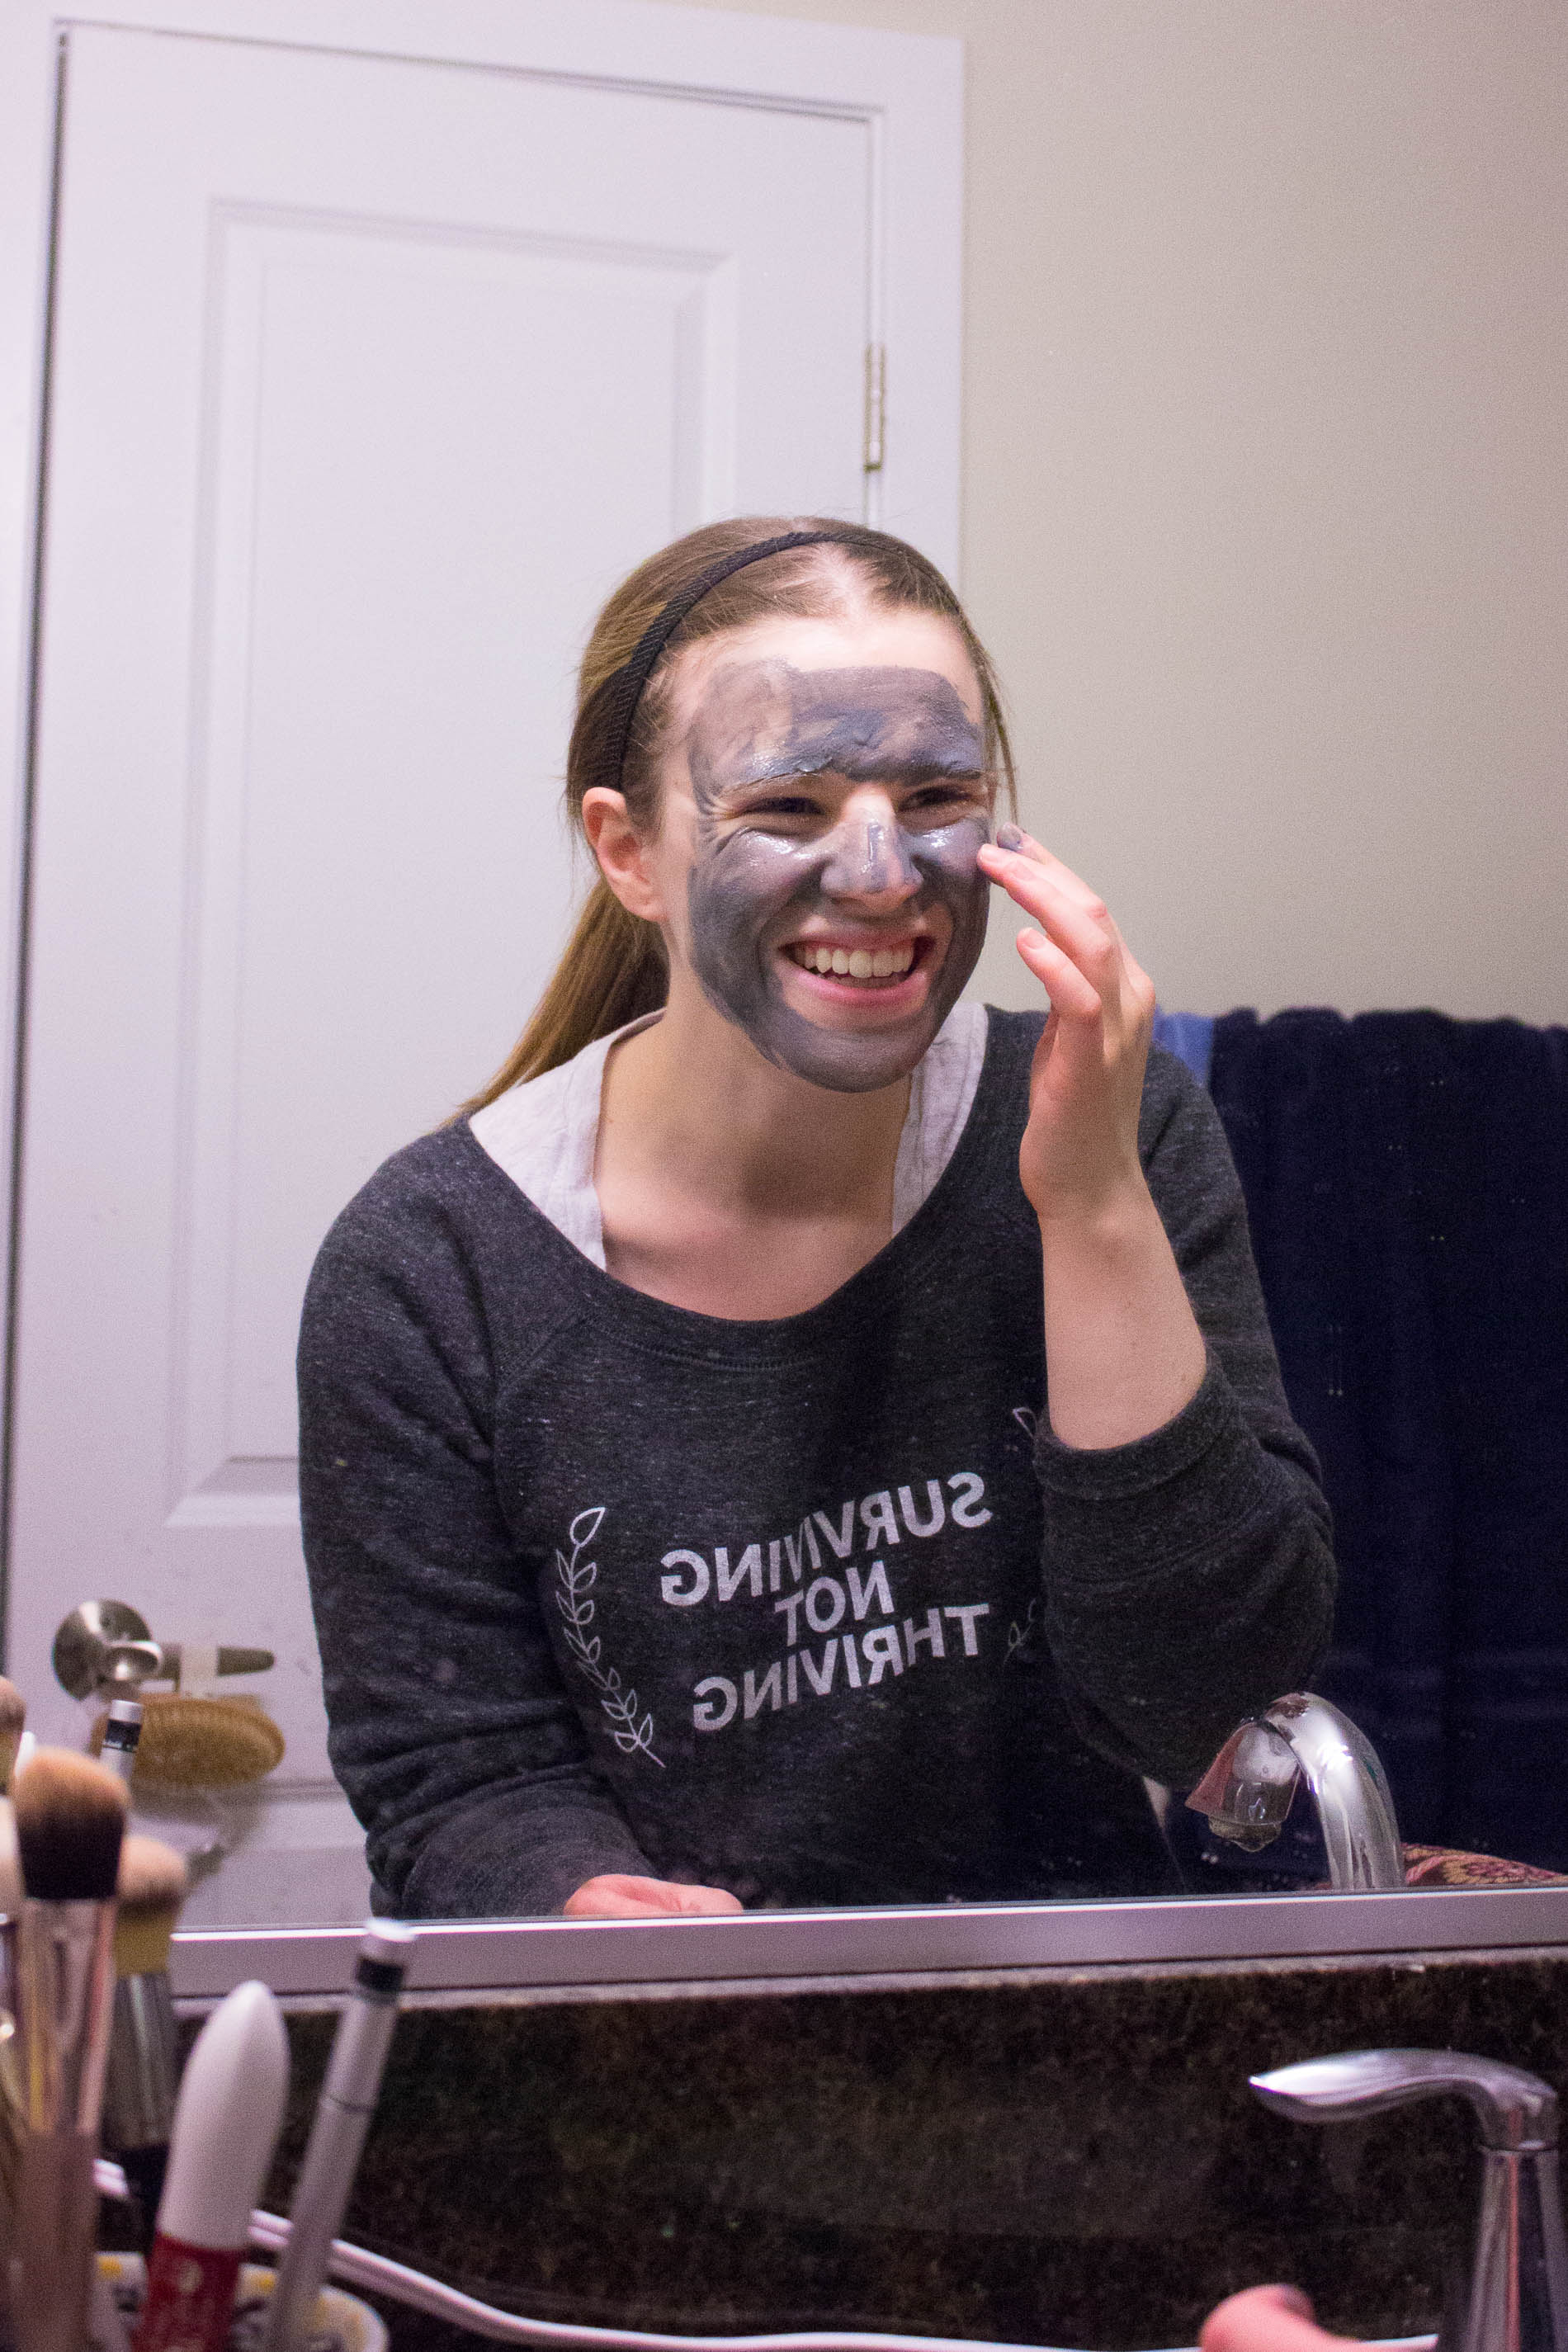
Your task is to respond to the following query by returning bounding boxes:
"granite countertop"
[229,1944,1568,2352]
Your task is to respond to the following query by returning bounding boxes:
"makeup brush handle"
[0,1980,21,2352]
[263,2097,376,2351]
[13,2130,96,2352]
[264,1995,399,2352]
[103,1974,178,2154]
[103,1973,178,2253]
[17,1904,118,2135]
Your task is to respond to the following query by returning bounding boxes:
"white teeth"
[791,941,919,980]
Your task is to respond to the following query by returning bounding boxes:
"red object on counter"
[133,2237,243,2352]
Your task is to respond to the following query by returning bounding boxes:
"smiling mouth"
[783,938,928,986]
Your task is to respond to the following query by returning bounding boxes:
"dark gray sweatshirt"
[298,1012,1334,1915]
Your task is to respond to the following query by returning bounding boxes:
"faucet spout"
[1187,1691,1405,1891]
[1251,2049,1568,2352]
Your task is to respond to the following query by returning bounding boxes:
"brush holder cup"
[96,2258,388,2352]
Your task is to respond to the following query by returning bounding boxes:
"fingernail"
[1265,2288,1316,2321]
[995,822,1025,851]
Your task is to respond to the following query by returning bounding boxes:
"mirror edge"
[169,1884,1568,2004]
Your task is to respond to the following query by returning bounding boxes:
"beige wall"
[649,0,1568,1019]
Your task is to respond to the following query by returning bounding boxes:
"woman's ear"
[582,788,666,923]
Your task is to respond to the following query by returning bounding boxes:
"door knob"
[52,1602,273,1700]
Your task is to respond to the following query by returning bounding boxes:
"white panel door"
[10,25,871,1810]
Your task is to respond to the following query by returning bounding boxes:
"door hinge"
[863,344,886,473]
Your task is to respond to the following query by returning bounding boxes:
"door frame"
[0,0,963,1634]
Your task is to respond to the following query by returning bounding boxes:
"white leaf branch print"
[1006,1594,1042,1665]
[554,1506,664,1768]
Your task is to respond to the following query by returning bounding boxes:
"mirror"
[2,0,1561,1961]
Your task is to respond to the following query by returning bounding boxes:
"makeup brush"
[0,1674,28,2120]
[11,1748,128,2352]
[0,1794,23,2130]
[0,1823,21,2352]
[102,1834,189,2250]
[0,1799,21,1918]
[0,1676,36,2317]
[0,1674,26,1937]
[0,1682,26,2345]
[134,1979,289,2352]
[262,1921,417,2352]
[0,1679,26,1793]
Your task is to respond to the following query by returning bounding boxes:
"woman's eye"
[733,794,825,822]
[901,780,986,819]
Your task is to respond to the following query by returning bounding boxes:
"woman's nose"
[819,802,919,906]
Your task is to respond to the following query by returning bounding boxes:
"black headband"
[597,529,856,791]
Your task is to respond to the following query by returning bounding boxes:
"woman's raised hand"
[975,824,1156,1226]
[977,821,1206,1448]
[564,1873,745,1919]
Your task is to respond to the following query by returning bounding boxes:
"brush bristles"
[0,1798,21,1915]
[114,1834,189,1976]
[0,1679,25,1795]
[13,1748,127,1901]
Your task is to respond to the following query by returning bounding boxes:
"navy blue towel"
[1208,1008,1568,1871]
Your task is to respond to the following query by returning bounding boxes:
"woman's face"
[645,607,994,1093]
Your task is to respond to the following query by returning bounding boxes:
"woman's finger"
[1200,2285,1356,2352]
[980,838,1117,945]
[982,837,1157,1028]
[1015,926,1104,1027]
[990,824,1107,913]
[564,1873,743,1918]
[563,1874,669,1916]
[985,834,1146,987]
[985,851,1130,1008]
[668,1882,747,1915]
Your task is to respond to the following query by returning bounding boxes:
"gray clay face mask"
[679,659,992,1093]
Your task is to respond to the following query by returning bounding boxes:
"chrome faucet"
[1251,2048,1568,2352]
[1186,1691,1405,1891]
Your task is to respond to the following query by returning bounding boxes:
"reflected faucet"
[1252,2048,1568,2352]
[1186,1691,1405,1892]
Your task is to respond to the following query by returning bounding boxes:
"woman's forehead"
[682,660,985,803]
[669,607,982,722]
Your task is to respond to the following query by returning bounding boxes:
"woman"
[299,518,1334,1920]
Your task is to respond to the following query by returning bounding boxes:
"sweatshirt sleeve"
[297,1151,654,1916]
[1035,1049,1337,1789]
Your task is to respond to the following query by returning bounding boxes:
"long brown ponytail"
[462,517,1014,1112]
